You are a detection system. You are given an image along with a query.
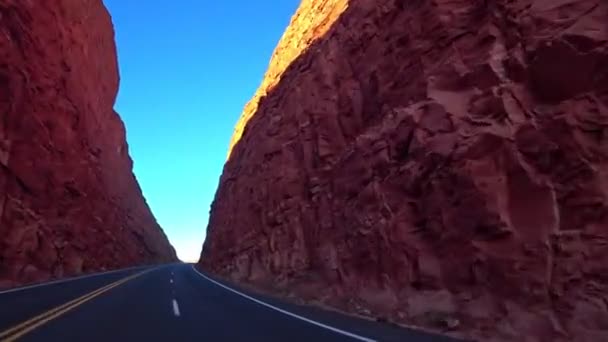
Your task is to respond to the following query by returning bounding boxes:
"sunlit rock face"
[227,0,350,160]
[0,0,177,289]
[201,0,608,340]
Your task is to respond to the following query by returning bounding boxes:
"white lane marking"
[0,264,178,295]
[172,299,181,317]
[191,265,376,342]
[170,279,174,284]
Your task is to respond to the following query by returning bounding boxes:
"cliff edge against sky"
[200,0,608,341]
[0,0,176,289]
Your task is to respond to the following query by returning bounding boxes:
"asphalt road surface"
[0,263,462,341]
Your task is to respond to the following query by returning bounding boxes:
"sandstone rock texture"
[201,0,608,340]
[0,0,176,289]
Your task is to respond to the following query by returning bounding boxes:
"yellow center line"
[0,269,150,342]
[0,273,138,339]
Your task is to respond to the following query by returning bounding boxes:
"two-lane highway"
[0,263,461,341]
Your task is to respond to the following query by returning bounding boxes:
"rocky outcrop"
[0,0,176,288]
[201,0,608,340]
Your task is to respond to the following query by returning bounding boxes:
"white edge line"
[191,265,375,342]
[0,262,179,295]
[172,299,181,317]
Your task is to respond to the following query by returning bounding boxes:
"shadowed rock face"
[201,0,608,340]
[0,0,176,288]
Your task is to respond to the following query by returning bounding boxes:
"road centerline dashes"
[172,299,181,317]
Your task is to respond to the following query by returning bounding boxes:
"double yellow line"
[0,270,148,342]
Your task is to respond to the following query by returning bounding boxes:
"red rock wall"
[201,0,608,340]
[0,0,176,288]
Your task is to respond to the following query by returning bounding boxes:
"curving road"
[0,263,461,341]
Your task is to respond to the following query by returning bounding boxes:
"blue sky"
[103,1,300,261]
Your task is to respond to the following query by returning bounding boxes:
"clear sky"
[102,1,300,262]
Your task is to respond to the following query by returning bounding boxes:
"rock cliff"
[201,0,608,340]
[0,0,176,289]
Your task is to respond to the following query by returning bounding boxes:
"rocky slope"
[200,0,608,340]
[0,0,176,289]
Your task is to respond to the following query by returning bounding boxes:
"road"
[0,263,461,341]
